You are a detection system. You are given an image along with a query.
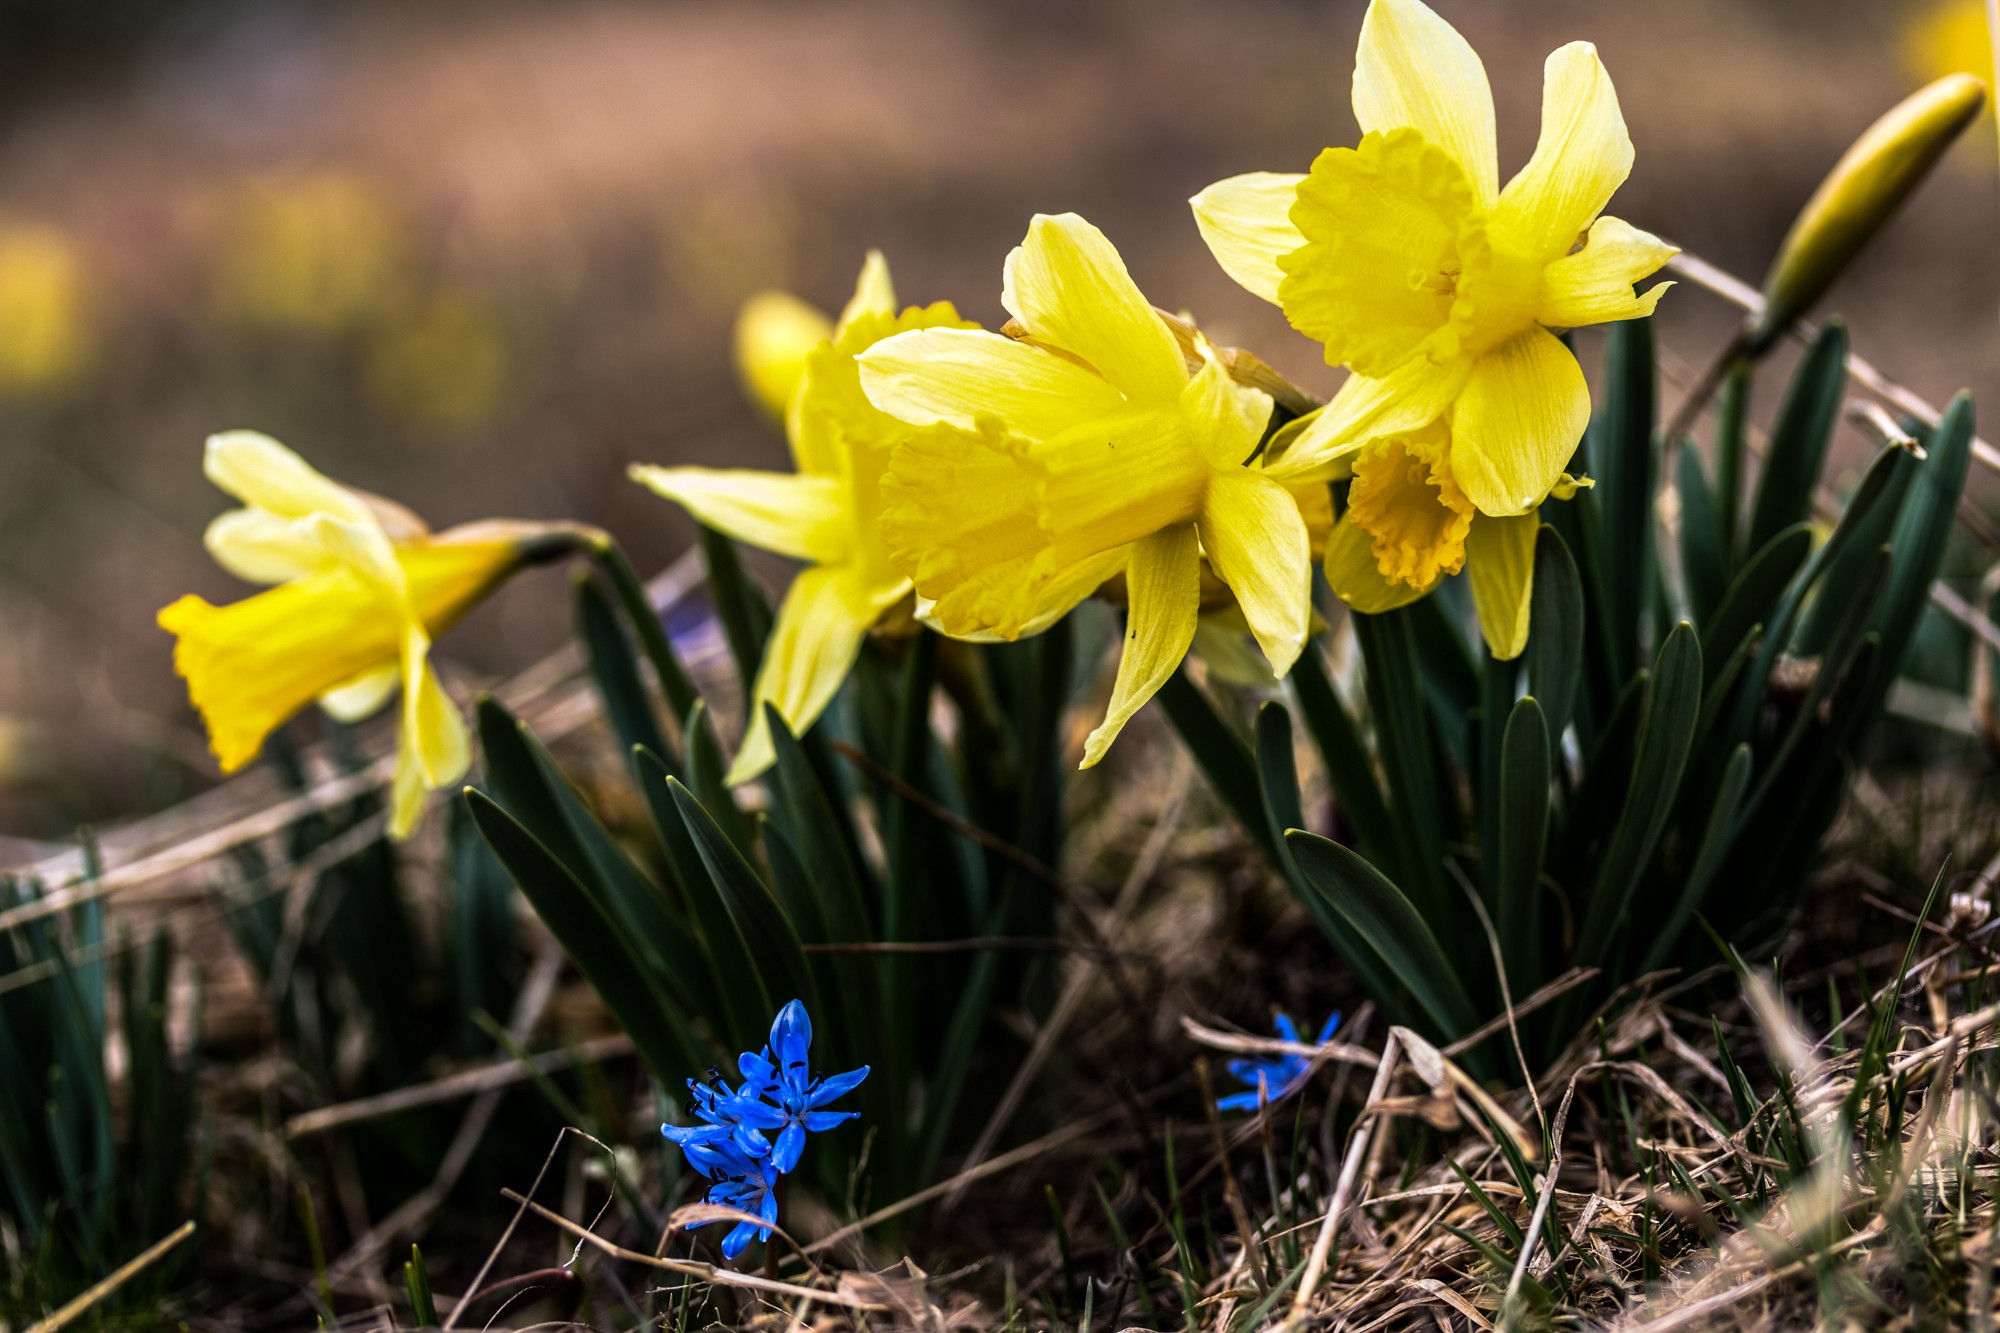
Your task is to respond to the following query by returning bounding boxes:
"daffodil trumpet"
[862,211,1333,766]
[632,251,977,785]
[158,431,596,838]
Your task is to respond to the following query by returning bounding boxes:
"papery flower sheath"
[632,252,974,784]
[861,212,1325,765]
[157,431,579,838]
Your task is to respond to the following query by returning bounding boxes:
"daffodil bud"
[733,290,832,419]
[1749,73,1985,355]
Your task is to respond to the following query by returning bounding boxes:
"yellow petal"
[834,249,897,338]
[1353,0,1499,204]
[1197,471,1310,677]
[1493,42,1633,264]
[727,565,904,784]
[1080,523,1201,768]
[1181,341,1274,472]
[1448,326,1588,517]
[401,626,470,788]
[1324,513,1434,614]
[734,290,832,420]
[306,512,407,602]
[1280,129,1486,377]
[389,726,430,842]
[1465,512,1538,660]
[1538,216,1676,328]
[628,465,848,564]
[204,507,336,585]
[1028,410,1211,565]
[318,662,400,721]
[858,326,1126,441]
[1192,615,1280,687]
[1002,213,1186,405]
[203,431,376,527]
[1189,172,1308,305]
[1264,354,1469,481]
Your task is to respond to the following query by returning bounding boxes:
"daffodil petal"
[307,512,408,602]
[735,290,831,420]
[1181,344,1274,472]
[1198,472,1310,677]
[318,662,400,721]
[727,566,904,784]
[1494,41,1633,263]
[628,465,848,564]
[1465,512,1538,660]
[858,327,1126,441]
[1002,213,1186,405]
[1190,173,1308,305]
[389,725,429,841]
[834,249,897,337]
[1080,524,1201,768]
[203,430,377,527]
[1030,410,1211,565]
[1538,216,1677,328]
[1264,355,1469,481]
[1353,0,1499,204]
[204,507,334,585]
[1448,326,1588,517]
[1323,514,1434,614]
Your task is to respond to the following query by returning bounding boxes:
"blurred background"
[0,0,1993,842]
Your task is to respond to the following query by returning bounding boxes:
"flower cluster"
[629,0,1671,779]
[1217,1011,1342,1113]
[660,1000,868,1260]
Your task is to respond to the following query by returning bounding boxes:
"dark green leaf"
[1642,743,1752,972]
[667,777,819,1021]
[1584,315,1658,677]
[1289,646,1397,875]
[1284,830,1480,1038]
[1157,666,1274,861]
[576,569,672,769]
[1702,524,1811,690]
[699,524,773,697]
[1495,696,1550,988]
[1676,441,1727,626]
[1747,320,1847,553]
[1577,622,1703,965]
[1527,526,1585,743]
[465,789,702,1082]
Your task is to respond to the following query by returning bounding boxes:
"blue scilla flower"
[679,1133,780,1261]
[661,1069,773,1160]
[1217,1010,1341,1114]
[735,999,869,1173]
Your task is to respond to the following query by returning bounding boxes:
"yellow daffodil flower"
[1191,0,1674,519]
[859,213,1319,767]
[631,252,973,784]
[158,431,578,838]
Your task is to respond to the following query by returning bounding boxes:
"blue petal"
[730,1099,788,1130]
[1315,1011,1342,1044]
[730,1124,772,1156]
[739,1050,778,1089]
[1225,1057,1264,1084]
[773,1122,806,1173]
[772,1000,812,1078]
[1217,1092,1261,1113]
[806,1065,870,1107]
[801,1110,857,1132]
[721,1221,756,1260]
[1273,1013,1302,1044]
[661,1122,728,1146]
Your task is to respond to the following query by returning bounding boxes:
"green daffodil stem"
[586,536,702,724]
